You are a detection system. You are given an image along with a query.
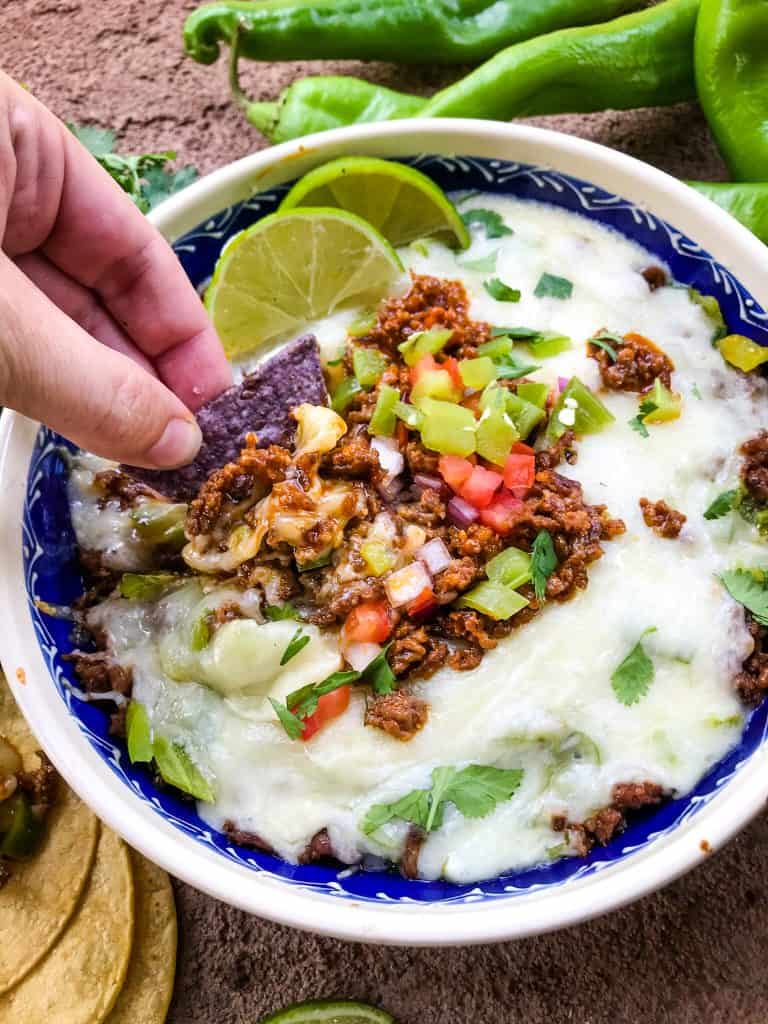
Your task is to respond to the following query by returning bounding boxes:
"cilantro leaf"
[590,331,623,361]
[152,736,216,802]
[119,572,178,601]
[265,602,300,621]
[280,627,310,666]
[534,273,573,300]
[361,643,395,695]
[67,122,198,213]
[286,669,360,720]
[493,351,541,380]
[531,529,557,602]
[692,382,703,400]
[461,209,513,239]
[611,628,657,706]
[703,489,737,521]
[484,277,521,303]
[268,698,305,740]
[628,399,659,438]
[491,326,539,340]
[719,569,768,626]
[362,764,524,837]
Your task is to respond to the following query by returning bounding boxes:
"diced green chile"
[368,384,400,436]
[352,347,388,389]
[546,377,615,440]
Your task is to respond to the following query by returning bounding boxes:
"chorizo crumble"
[639,498,687,539]
[588,330,674,392]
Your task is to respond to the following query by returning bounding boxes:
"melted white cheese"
[77,195,768,883]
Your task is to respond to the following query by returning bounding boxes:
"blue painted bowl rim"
[2,120,768,946]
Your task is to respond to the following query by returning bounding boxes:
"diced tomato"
[510,442,535,455]
[410,353,439,386]
[342,600,392,644]
[459,465,504,509]
[442,356,464,393]
[503,452,536,497]
[407,586,436,618]
[480,489,526,535]
[439,454,474,491]
[301,686,351,741]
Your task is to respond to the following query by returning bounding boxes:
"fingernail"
[147,417,202,468]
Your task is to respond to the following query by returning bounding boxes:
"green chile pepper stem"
[688,182,768,246]
[184,0,643,66]
[695,0,768,183]
[242,0,699,143]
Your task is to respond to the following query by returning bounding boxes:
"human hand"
[0,72,232,468]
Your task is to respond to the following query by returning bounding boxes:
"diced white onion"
[384,561,432,607]
[370,437,405,479]
[416,537,452,575]
[344,641,382,672]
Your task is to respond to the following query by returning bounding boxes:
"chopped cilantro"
[268,698,304,740]
[265,602,300,621]
[734,492,768,535]
[531,529,558,602]
[363,643,395,695]
[280,627,310,666]
[611,628,657,706]
[484,277,521,303]
[494,351,541,380]
[590,332,623,361]
[719,569,768,626]
[362,764,524,836]
[491,326,539,340]
[692,382,703,400]
[628,399,659,438]
[119,572,178,601]
[534,272,573,300]
[460,208,513,239]
[68,123,198,214]
[703,490,737,521]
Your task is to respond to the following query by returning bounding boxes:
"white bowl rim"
[2,117,768,947]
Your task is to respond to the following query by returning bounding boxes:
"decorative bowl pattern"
[22,152,768,909]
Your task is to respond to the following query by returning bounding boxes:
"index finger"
[26,89,231,408]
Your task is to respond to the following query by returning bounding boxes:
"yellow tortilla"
[0,674,100,994]
[105,848,177,1024]
[0,827,134,1024]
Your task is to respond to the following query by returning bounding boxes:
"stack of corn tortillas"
[0,674,177,1024]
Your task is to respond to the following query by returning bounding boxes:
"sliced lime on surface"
[206,207,404,360]
[280,156,469,250]
[260,999,395,1024]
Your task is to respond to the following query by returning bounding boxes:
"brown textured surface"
[5,3,761,1023]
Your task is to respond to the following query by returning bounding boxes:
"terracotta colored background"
[4,2,766,1022]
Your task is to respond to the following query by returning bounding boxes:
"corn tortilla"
[105,848,177,1024]
[0,827,134,1024]
[0,674,100,994]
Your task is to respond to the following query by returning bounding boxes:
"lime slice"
[206,207,404,360]
[260,1000,395,1024]
[280,156,469,250]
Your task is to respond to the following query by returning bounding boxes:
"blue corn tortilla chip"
[124,335,327,500]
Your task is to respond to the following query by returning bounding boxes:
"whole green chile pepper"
[688,182,768,246]
[184,0,642,66]
[245,0,698,143]
[695,0,768,182]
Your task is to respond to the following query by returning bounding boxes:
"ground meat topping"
[186,437,291,537]
[299,829,334,864]
[93,469,165,510]
[734,617,768,704]
[555,779,665,855]
[365,689,429,740]
[639,498,687,539]
[612,780,665,810]
[63,650,133,697]
[641,265,668,291]
[740,430,768,504]
[357,274,492,360]
[223,820,274,853]
[588,331,674,392]
[322,433,381,481]
[17,751,58,809]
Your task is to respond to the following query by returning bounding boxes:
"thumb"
[0,255,202,468]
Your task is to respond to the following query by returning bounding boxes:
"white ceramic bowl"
[2,119,768,947]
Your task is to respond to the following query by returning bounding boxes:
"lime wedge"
[280,156,469,250]
[260,1000,395,1024]
[206,207,404,360]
